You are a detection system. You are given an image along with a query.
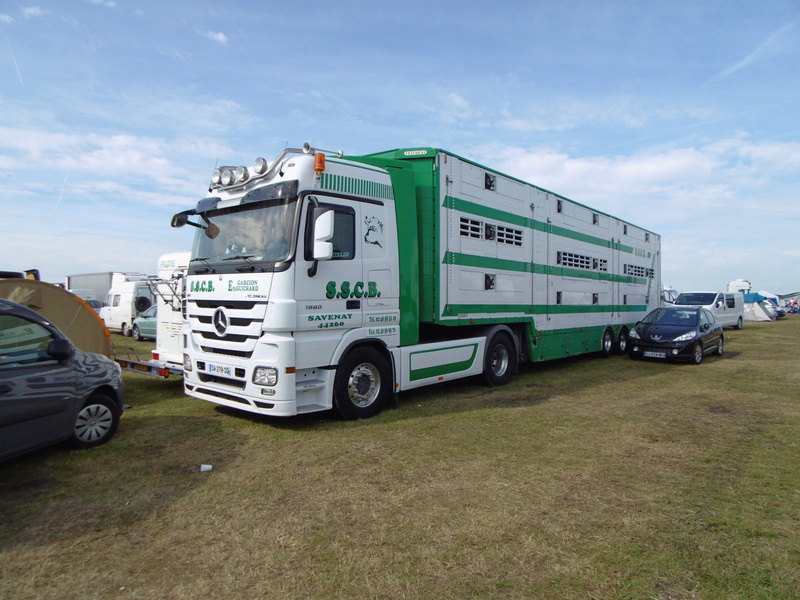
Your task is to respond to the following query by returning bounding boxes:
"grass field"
[1,317,799,599]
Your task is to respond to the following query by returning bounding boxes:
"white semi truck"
[171,145,661,419]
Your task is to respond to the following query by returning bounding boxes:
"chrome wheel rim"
[347,364,381,408]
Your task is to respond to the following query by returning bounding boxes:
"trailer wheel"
[334,348,390,420]
[484,332,515,387]
[617,327,629,354]
[601,328,614,358]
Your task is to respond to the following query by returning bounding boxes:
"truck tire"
[600,328,614,358]
[334,348,390,420]
[483,332,515,387]
[617,327,629,354]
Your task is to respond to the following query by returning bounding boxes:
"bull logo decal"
[364,216,383,248]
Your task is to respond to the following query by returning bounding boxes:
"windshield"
[643,308,698,327]
[191,197,298,269]
[676,292,716,305]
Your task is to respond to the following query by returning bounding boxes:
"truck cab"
[173,146,405,418]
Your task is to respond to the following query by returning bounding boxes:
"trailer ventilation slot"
[460,218,482,238]
[497,226,522,246]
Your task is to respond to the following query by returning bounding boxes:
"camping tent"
[743,293,775,322]
[0,279,112,356]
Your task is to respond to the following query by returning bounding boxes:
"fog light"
[183,353,192,372]
[253,366,278,386]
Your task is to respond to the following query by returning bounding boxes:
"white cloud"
[21,6,47,18]
[200,30,228,45]
[0,14,13,23]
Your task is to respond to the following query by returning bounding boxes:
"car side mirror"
[47,338,75,361]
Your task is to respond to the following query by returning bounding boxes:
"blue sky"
[2,0,799,294]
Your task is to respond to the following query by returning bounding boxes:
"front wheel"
[132,326,142,341]
[715,335,724,356]
[68,394,120,449]
[484,332,515,386]
[334,348,391,420]
[736,317,743,330]
[691,342,704,365]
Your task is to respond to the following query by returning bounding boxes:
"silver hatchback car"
[0,299,125,461]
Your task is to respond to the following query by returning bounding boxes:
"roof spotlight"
[221,169,235,186]
[235,165,249,183]
[211,168,222,185]
[252,156,268,175]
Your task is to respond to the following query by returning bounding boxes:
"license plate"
[643,351,666,359]
[207,363,233,376]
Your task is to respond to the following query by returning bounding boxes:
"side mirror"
[47,338,75,361]
[205,222,220,239]
[171,213,188,228]
[312,209,335,260]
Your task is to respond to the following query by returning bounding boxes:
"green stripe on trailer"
[442,303,648,317]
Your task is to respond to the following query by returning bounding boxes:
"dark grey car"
[0,299,125,461]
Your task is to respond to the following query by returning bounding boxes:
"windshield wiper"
[222,254,256,262]
[189,257,214,273]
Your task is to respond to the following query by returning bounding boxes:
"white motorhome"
[675,291,744,329]
[100,275,153,336]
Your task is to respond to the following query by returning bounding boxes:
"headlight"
[673,331,697,342]
[629,329,640,339]
[253,366,278,386]
[183,353,193,372]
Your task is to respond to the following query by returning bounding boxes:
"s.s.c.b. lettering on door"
[325,281,381,300]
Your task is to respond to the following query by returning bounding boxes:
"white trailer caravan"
[116,252,189,378]
[170,145,661,419]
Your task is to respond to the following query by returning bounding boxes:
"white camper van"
[675,291,744,329]
[100,276,153,336]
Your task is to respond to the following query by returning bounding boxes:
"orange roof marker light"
[314,152,326,173]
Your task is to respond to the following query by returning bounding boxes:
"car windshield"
[643,308,698,326]
[676,293,716,305]
[192,197,298,266]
